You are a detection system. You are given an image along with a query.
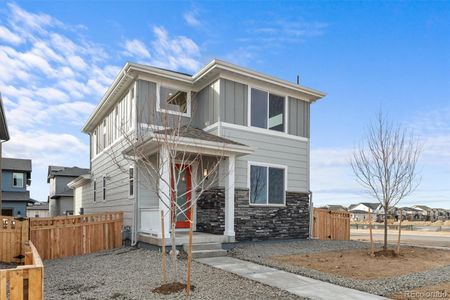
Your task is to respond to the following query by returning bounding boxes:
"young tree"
[106,96,229,287]
[351,112,421,250]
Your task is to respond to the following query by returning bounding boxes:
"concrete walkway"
[196,257,387,300]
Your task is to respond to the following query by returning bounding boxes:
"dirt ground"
[272,246,450,280]
[389,282,450,300]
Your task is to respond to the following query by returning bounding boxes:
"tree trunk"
[384,205,388,250]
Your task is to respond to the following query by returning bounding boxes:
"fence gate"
[313,208,350,240]
[0,217,29,263]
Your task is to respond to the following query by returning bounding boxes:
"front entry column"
[224,155,235,237]
[158,147,171,238]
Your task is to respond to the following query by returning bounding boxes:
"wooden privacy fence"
[0,241,44,300]
[1,212,123,262]
[1,217,29,263]
[313,208,350,240]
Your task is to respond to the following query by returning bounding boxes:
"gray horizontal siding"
[288,97,310,138]
[222,127,309,192]
[192,80,219,128]
[83,139,134,227]
[220,79,248,126]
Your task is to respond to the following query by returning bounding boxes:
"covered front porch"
[131,127,253,246]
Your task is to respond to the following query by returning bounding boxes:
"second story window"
[12,173,24,188]
[250,88,285,133]
[158,85,191,117]
[102,120,107,148]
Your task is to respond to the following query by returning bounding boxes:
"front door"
[171,164,192,228]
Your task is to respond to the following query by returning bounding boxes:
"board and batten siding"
[288,97,310,138]
[192,79,220,129]
[220,79,248,126]
[136,79,191,128]
[222,127,309,192]
[83,139,134,227]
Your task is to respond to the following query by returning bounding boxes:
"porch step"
[191,249,228,259]
[183,242,223,252]
[183,242,228,258]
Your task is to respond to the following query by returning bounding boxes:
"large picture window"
[158,85,190,116]
[12,173,24,188]
[249,164,286,205]
[250,88,285,132]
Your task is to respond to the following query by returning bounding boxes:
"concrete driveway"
[351,229,450,249]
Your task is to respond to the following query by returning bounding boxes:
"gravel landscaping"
[230,239,450,296]
[44,247,302,300]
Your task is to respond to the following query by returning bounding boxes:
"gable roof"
[0,92,9,141]
[47,166,90,182]
[82,59,326,133]
[2,158,32,172]
[360,202,380,210]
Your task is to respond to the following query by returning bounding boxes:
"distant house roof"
[0,92,9,141]
[400,207,419,212]
[2,158,32,172]
[412,205,433,211]
[319,205,348,211]
[47,166,90,183]
[154,126,246,146]
[67,173,91,189]
[27,202,49,211]
[2,191,34,203]
[360,202,380,210]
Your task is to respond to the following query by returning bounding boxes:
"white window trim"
[248,85,288,134]
[12,172,24,188]
[247,161,287,207]
[156,82,192,117]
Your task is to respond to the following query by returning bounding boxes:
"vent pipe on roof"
[296,75,300,85]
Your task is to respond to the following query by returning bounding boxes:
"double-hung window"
[249,163,286,205]
[12,173,24,188]
[157,84,191,117]
[250,88,285,132]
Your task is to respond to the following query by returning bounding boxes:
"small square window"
[12,173,24,188]
[159,85,189,115]
[250,164,285,205]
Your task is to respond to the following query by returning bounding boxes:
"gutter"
[308,191,314,239]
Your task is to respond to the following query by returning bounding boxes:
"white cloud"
[0,3,205,202]
[184,11,202,27]
[0,25,22,45]
[123,39,151,58]
[150,26,201,72]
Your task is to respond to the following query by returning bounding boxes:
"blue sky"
[0,1,449,208]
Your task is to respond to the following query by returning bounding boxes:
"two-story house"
[47,165,89,216]
[75,59,325,245]
[1,158,34,216]
[0,92,10,214]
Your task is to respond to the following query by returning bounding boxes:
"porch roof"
[124,127,254,157]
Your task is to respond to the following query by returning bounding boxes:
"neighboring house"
[67,174,91,215]
[27,202,50,218]
[1,158,34,216]
[412,205,434,221]
[75,59,325,245]
[47,166,89,216]
[348,202,381,222]
[0,92,10,214]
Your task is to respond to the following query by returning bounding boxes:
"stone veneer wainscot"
[196,188,310,241]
